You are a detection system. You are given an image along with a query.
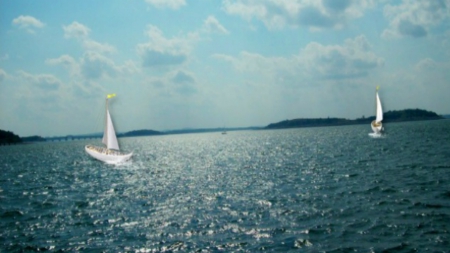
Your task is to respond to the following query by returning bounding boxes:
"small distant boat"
[85,94,132,164]
[370,86,383,135]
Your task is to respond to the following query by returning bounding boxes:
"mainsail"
[102,109,120,150]
[375,92,383,123]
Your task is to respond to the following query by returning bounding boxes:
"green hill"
[380,109,443,122]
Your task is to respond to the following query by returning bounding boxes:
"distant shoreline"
[0,108,446,145]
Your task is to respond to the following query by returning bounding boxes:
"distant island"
[266,108,444,129]
[118,129,164,137]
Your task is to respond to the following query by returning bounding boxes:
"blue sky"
[1,0,450,137]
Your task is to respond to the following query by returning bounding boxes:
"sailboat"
[370,86,383,135]
[85,94,132,164]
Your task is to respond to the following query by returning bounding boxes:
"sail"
[102,109,120,150]
[375,92,383,122]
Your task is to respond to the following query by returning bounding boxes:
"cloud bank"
[383,0,450,38]
[222,0,375,30]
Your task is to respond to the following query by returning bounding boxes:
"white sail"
[375,92,383,122]
[102,109,120,150]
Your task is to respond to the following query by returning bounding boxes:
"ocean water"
[1,120,450,252]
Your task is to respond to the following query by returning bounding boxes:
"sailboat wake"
[368,132,384,138]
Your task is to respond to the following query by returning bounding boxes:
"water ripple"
[1,120,450,252]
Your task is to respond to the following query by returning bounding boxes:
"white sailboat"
[370,86,383,135]
[85,94,132,164]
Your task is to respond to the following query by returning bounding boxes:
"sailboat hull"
[371,120,383,134]
[85,145,132,164]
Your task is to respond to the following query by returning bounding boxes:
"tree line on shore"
[0,130,22,145]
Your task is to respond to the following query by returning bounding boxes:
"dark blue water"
[1,120,450,252]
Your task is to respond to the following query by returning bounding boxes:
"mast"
[102,97,109,148]
[105,98,109,144]
[375,86,378,118]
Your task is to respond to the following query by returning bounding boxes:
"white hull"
[371,120,383,134]
[85,145,132,164]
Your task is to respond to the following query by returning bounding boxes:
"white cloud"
[203,16,229,34]
[47,52,136,81]
[222,0,375,30]
[17,70,62,91]
[12,15,45,33]
[137,25,198,68]
[46,55,80,76]
[171,70,197,95]
[214,51,291,76]
[63,21,90,39]
[301,35,384,79]
[135,19,224,70]
[382,0,450,38]
[80,52,118,80]
[63,22,116,54]
[82,39,116,54]
[215,35,383,82]
[145,0,186,9]
[142,69,198,98]
[172,70,195,83]
[414,58,437,71]
[59,22,119,79]
[118,60,140,75]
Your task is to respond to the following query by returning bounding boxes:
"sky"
[1,0,450,137]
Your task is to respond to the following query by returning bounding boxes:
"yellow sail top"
[107,93,116,99]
